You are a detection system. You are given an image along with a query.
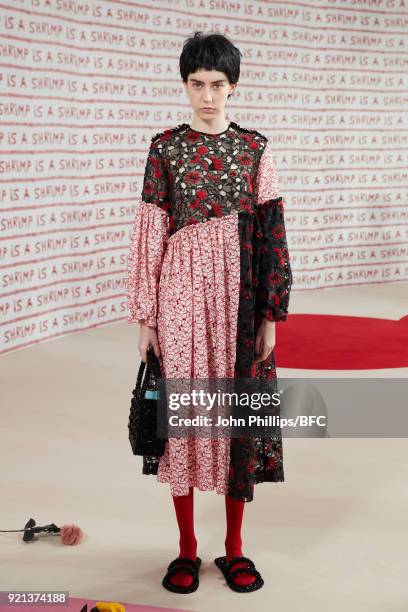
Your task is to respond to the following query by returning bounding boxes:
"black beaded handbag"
[128,346,167,457]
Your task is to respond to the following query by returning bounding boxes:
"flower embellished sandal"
[214,555,264,593]
[162,556,202,594]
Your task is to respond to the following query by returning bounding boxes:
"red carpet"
[276,314,408,370]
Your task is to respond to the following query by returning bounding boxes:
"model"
[125,31,293,594]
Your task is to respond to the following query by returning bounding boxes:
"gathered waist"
[167,211,241,245]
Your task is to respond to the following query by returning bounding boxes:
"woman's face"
[184,69,237,120]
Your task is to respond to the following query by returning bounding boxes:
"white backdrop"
[1,0,407,354]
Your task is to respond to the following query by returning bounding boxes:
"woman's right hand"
[138,322,161,363]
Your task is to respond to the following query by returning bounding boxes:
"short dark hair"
[179,31,242,97]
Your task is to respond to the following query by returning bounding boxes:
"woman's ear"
[229,83,238,97]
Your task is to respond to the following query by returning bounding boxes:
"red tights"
[169,489,256,588]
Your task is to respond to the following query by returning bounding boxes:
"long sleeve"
[254,141,293,322]
[125,140,170,328]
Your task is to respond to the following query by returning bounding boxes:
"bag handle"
[136,347,162,392]
[136,359,146,390]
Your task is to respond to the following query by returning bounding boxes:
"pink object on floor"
[60,524,84,545]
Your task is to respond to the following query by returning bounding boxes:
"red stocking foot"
[227,558,256,587]
[226,548,256,587]
[162,557,202,594]
[215,555,264,593]
[169,555,197,587]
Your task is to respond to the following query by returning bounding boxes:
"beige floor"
[1,282,407,612]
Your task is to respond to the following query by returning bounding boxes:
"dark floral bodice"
[141,121,268,237]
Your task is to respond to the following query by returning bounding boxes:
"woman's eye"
[191,83,222,89]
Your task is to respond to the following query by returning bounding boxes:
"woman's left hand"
[253,318,276,363]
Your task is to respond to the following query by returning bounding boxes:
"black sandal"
[214,555,264,593]
[162,556,202,594]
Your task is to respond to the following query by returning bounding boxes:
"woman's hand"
[138,322,161,362]
[253,318,276,363]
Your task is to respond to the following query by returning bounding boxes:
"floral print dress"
[126,121,292,502]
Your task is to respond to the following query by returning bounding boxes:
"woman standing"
[126,31,293,594]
